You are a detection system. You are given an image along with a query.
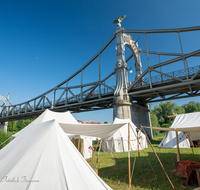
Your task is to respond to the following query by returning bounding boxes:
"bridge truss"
[0,26,200,121]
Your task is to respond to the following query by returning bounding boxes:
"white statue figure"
[113,15,126,27]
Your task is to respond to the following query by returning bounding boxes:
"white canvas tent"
[152,112,200,148]
[158,131,191,148]
[67,134,93,159]
[0,110,126,190]
[0,109,125,189]
[12,110,93,159]
[0,120,112,190]
[102,118,148,152]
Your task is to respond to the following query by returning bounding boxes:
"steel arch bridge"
[1,25,200,122]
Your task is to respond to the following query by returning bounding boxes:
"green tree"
[7,121,17,132]
[150,110,160,127]
[24,118,35,126]
[16,120,25,131]
[174,106,185,114]
[154,101,177,126]
[182,101,200,113]
[0,130,12,149]
[104,121,108,124]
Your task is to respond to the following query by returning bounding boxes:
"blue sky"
[0,0,200,123]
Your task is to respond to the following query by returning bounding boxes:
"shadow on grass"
[96,150,200,190]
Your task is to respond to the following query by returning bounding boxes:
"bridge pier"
[0,122,8,133]
[131,103,152,140]
[113,98,132,119]
[113,101,152,140]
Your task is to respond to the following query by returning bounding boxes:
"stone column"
[0,122,8,133]
[131,103,152,140]
[113,99,132,120]
[113,25,132,121]
[114,26,129,101]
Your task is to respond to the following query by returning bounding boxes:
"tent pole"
[106,140,108,152]
[91,140,100,167]
[78,136,81,152]
[113,138,115,152]
[121,137,124,152]
[188,132,195,155]
[136,129,140,157]
[141,125,175,190]
[81,138,84,156]
[128,122,131,189]
[95,138,102,168]
[175,131,180,161]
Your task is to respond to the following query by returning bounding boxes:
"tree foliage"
[154,101,177,126]
[7,121,17,132]
[182,101,200,113]
[150,100,200,131]
[150,110,160,127]
[0,131,12,149]
[8,118,35,132]
[174,106,185,115]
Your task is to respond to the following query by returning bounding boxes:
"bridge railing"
[142,65,200,86]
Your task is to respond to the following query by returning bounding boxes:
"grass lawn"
[87,133,200,190]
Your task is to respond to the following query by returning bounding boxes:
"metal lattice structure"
[0,26,200,122]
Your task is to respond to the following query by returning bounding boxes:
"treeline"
[0,118,35,149]
[150,100,200,129]
[7,118,35,132]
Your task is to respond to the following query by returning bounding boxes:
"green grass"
[87,134,200,190]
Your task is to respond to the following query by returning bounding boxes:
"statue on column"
[113,15,129,101]
[113,15,143,101]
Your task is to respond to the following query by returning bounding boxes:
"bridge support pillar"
[113,99,132,119]
[0,122,8,133]
[131,103,152,140]
[113,101,152,140]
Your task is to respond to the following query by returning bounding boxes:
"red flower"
[88,146,94,150]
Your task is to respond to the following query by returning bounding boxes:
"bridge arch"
[0,94,9,107]
[0,94,12,115]
[123,33,142,80]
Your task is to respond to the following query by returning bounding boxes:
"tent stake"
[128,122,131,189]
[141,125,175,190]
[95,138,102,168]
[175,131,180,161]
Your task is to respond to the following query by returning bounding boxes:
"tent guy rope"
[141,125,175,190]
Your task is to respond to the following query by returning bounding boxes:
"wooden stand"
[196,168,200,187]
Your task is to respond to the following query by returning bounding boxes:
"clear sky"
[0,0,200,123]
